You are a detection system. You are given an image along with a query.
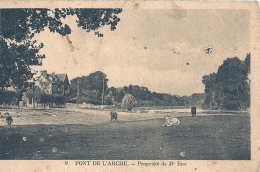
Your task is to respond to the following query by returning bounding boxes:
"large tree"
[202,54,250,110]
[0,8,122,92]
[69,71,108,104]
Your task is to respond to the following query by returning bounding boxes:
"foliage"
[67,69,207,107]
[112,88,125,103]
[0,8,122,91]
[25,85,42,103]
[69,71,108,104]
[1,8,122,41]
[87,71,108,94]
[39,94,65,105]
[121,93,137,111]
[25,85,65,105]
[68,71,206,107]
[0,90,21,105]
[0,37,44,91]
[201,73,217,108]
[103,84,205,107]
[202,53,250,110]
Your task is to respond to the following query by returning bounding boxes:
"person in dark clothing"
[191,107,196,117]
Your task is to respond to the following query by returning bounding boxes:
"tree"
[201,73,217,109]
[121,93,137,112]
[202,54,250,110]
[216,57,249,109]
[0,89,20,106]
[69,71,108,104]
[0,8,122,92]
[114,89,125,103]
[113,84,187,107]
[87,71,108,96]
[244,53,250,75]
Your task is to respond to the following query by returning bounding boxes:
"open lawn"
[0,109,250,160]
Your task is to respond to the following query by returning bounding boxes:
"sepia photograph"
[0,1,259,171]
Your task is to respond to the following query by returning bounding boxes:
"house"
[34,70,69,97]
[24,70,70,107]
[104,90,115,105]
[51,73,70,96]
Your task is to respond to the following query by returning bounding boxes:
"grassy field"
[0,108,250,160]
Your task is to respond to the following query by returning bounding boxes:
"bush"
[39,94,65,105]
[121,94,137,112]
[0,90,20,105]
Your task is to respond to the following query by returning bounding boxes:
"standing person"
[191,107,196,117]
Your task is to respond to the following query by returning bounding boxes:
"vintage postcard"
[0,1,259,172]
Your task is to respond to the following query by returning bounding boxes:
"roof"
[56,74,67,82]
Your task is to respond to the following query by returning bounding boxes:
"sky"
[32,9,250,96]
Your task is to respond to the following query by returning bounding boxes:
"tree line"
[68,71,206,108]
[69,53,251,111]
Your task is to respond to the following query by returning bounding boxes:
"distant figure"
[191,107,196,117]
[5,113,13,129]
[161,115,180,127]
[110,110,118,121]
